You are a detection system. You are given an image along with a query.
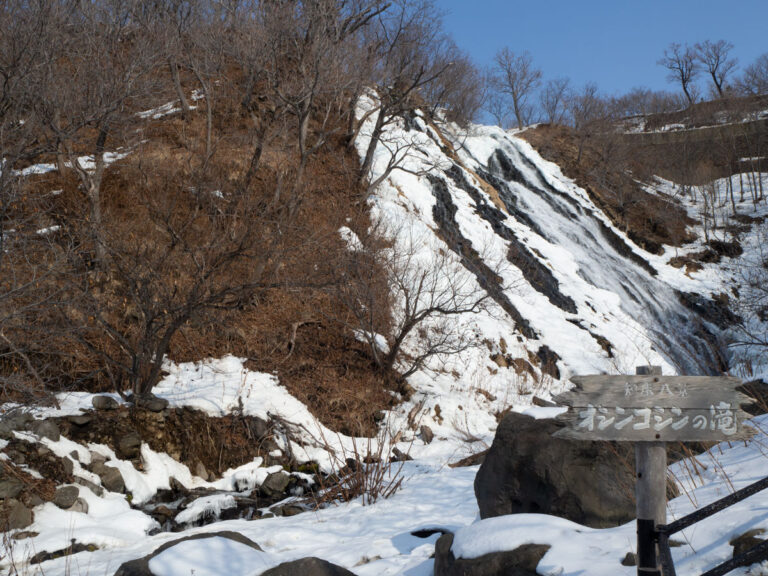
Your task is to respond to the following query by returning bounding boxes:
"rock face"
[114,531,263,576]
[474,412,635,528]
[260,557,356,576]
[434,532,549,576]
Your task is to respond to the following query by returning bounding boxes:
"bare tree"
[36,0,161,268]
[695,39,738,98]
[658,43,699,106]
[0,0,78,403]
[421,47,485,127]
[335,223,490,382]
[737,53,768,96]
[567,82,607,163]
[490,48,542,129]
[611,87,685,117]
[539,77,570,125]
[355,0,455,194]
[69,160,298,397]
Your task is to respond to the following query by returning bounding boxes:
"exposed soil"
[54,407,279,476]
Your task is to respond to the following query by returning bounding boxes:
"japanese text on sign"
[575,402,739,435]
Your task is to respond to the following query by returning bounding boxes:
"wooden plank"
[553,405,754,442]
[553,375,752,410]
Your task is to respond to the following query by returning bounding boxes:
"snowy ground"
[10,412,768,575]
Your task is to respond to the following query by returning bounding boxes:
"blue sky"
[439,0,768,97]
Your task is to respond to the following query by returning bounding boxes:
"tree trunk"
[358,107,386,188]
[169,58,190,119]
[242,125,266,191]
[192,67,213,162]
[346,91,360,148]
[682,84,693,106]
[711,73,723,98]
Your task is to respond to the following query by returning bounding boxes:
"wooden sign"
[552,375,754,442]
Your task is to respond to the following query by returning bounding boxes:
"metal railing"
[656,475,768,576]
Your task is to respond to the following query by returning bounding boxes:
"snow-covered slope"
[357,104,732,392]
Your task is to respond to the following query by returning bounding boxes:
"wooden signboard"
[552,374,754,442]
[553,368,757,576]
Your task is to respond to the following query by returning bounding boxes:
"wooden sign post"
[553,366,754,576]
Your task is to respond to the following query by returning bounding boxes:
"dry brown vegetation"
[0,0,485,434]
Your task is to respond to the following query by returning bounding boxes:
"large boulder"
[260,557,355,576]
[113,531,263,576]
[474,412,635,528]
[434,532,548,576]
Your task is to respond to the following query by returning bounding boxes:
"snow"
[14,420,768,576]
[35,225,60,235]
[138,101,196,120]
[29,486,157,559]
[152,356,384,472]
[148,537,272,576]
[174,494,237,525]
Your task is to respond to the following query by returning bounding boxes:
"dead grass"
[1,84,397,434]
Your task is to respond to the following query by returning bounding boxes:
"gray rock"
[260,557,356,576]
[0,412,33,439]
[730,529,766,560]
[0,478,25,500]
[27,494,44,507]
[260,472,290,498]
[474,412,635,528]
[434,532,549,576]
[420,425,434,444]
[100,466,125,493]
[92,395,120,411]
[134,395,169,413]
[194,461,209,480]
[117,431,142,459]
[4,499,33,530]
[28,419,60,441]
[113,531,262,576]
[68,497,89,514]
[621,552,637,566]
[53,486,80,509]
[61,456,75,476]
[68,414,93,426]
[74,476,104,497]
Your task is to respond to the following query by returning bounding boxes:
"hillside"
[3,97,768,574]
[3,2,768,574]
